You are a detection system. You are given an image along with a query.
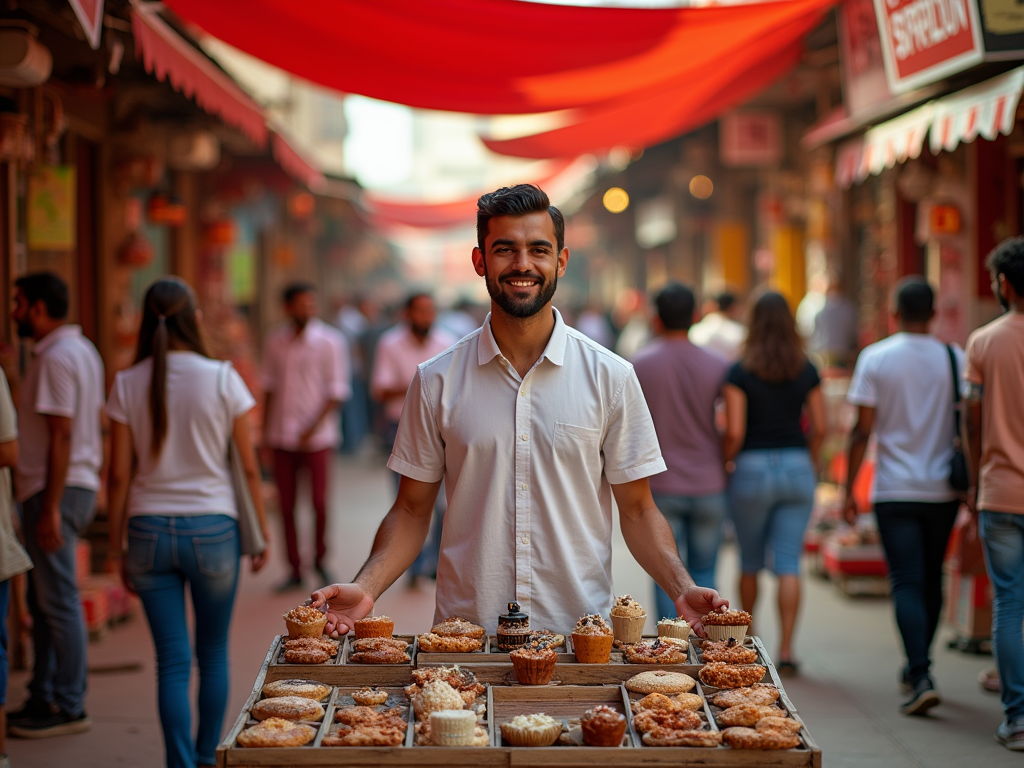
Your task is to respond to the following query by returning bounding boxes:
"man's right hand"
[309,583,375,637]
[37,506,64,553]
[842,492,858,525]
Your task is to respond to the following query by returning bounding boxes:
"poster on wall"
[27,166,76,250]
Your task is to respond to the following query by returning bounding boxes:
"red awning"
[162,0,835,116]
[272,133,325,191]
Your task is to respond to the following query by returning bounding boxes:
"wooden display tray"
[265,635,416,687]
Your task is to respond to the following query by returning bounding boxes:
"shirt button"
[521,434,528,441]
[520,390,527,396]
[521,483,527,490]
[521,536,529,545]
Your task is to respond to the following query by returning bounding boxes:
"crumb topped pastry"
[700,610,751,642]
[283,605,328,639]
[610,594,646,618]
[709,684,780,708]
[623,638,688,664]
[351,687,389,706]
[525,630,565,651]
[509,647,557,685]
[432,616,486,639]
[353,615,395,639]
[501,713,562,747]
[412,679,465,721]
[633,708,703,733]
[417,632,483,653]
[580,705,627,747]
[261,679,330,701]
[573,614,612,636]
[236,718,317,748]
[610,595,647,644]
[699,662,766,689]
[701,637,758,664]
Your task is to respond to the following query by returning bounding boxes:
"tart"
[500,713,562,747]
[251,696,324,722]
[236,717,317,748]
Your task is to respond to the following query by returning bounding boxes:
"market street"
[2,450,1014,768]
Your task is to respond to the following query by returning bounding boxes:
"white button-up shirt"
[371,324,456,424]
[261,318,350,452]
[389,309,666,634]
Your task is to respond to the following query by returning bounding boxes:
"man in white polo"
[312,184,727,634]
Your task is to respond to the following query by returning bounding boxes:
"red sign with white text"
[873,0,984,92]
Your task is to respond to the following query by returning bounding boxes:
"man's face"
[287,291,317,326]
[993,273,1010,311]
[11,289,35,339]
[406,296,435,338]
[472,212,568,319]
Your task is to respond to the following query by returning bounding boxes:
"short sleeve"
[0,370,17,442]
[35,353,78,418]
[603,369,667,485]
[725,362,747,389]
[387,369,445,483]
[225,366,257,420]
[105,373,130,425]
[371,335,401,393]
[260,334,279,393]
[801,360,822,392]
[964,331,984,384]
[847,353,876,407]
[326,333,352,402]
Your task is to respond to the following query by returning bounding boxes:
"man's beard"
[997,285,1010,312]
[484,265,557,319]
[15,318,33,338]
[410,322,431,339]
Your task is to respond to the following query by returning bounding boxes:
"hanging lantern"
[118,230,154,266]
[147,192,187,227]
[288,191,315,220]
[205,219,236,246]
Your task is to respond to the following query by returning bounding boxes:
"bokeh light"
[689,175,714,199]
[602,187,630,213]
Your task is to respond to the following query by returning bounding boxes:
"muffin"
[700,609,752,642]
[657,617,691,642]
[571,614,614,664]
[429,710,478,746]
[500,713,562,747]
[610,595,647,644]
[579,705,627,747]
[283,605,328,639]
[496,601,532,651]
[509,647,557,685]
[353,615,395,639]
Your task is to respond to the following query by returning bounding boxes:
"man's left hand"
[674,586,729,638]
[37,506,64,553]
[298,428,316,449]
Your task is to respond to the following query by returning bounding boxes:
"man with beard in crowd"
[311,184,727,635]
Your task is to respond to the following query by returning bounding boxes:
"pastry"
[236,717,317,748]
[432,616,486,639]
[571,614,614,664]
[283,605,328,639]
[351,637,409,653]
[701,637,758,664]
[674,693,705,711]
[412,680,465,721]
[417,632,483,653]
[642,727,722,747]
[282,635,340,657]
[623,638,687,664]
[261,679,330,701]
[407,666,486,706]
[500,713,562,747]
[325,706,407,746]
[610,595,647,644]
[496,602,532,651]
[717,703,782,727]
[757,716,802,735]
[722,726,800,750]
[429,709,478,746]
[700,609,752,642]
[580,705,627,747]
[351,687,389,706]
[633,692,683,712]
[526,630,565,651]
[709,684,780,708]
[353,615,394,639]
[509,647,557,685]
[284,646,331,664]
[625,670,697,694]
[633,708,703,733]
[657,617,691,641]
[251,696,324,722]
[699,662,766,689]
[348,642,411,664]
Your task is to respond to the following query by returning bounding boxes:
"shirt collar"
[293,317,326,343]
[477,307,567,368]
[34,324,82,355]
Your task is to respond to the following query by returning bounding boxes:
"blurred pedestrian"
[843,277,963,716]
[262,283,350,590]
[576,301,614,349]
[0,367,30,766]
[334,298,370,455]
[371,293,454,583]
[437,298,480,341]
[963,237,1024,751]
[634,282,729,615]
[806,271,859,370]
[690,291,747,361]
[8,272,102,739]
[105,277,269,768]
[723,291,824,675]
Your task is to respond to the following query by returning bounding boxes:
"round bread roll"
[251,696,325,722]
[236,717,317,748]
[260,679,331,701]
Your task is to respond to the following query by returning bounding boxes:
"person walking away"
[0,367,31,764]
[690,291,747,361]
[7,272,102,738]
[633,282,730,616]
[807,271,859,370]
[963,236,1024,750]
[722,291,825,675]
[371,293,454,583]
[105,278,269,768]
[843,277,963,716]
[262,283,350,591]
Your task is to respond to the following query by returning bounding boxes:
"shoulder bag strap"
[946,344,962,441]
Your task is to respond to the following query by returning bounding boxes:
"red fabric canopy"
[162,0,834,116]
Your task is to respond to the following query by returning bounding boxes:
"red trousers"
[272,448,330,578]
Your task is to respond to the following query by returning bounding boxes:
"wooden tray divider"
[486,682,495,747]
[751,636,799,714]
[617,684,642,749]
[216,640,276,764]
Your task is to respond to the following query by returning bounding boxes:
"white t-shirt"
[106,352,255,517]
[16,325,104,502]
[847,333,965,502]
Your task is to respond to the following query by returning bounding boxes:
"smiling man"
[312,184,727,634]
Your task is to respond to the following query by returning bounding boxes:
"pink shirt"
[372,325,455,423]
[261,319,350,452]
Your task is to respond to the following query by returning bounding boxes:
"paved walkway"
[5,451,1015,766]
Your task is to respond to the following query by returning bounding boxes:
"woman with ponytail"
[105,277,269,768]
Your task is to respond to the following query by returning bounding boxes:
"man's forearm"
[845,430,869,498]
[353,504,432,598]
[304,399,342,437]
[42,429,71,513]
[620,504,696,596]
[964,399,983,499]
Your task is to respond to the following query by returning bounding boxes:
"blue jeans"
[874,500,959,685]
[652,492,726,618]
[127,515,240,768]
[20,488,96,717]
[980,511,1024,722]
[728,449,815,575]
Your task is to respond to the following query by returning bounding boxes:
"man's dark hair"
[893,276,934,323]
[15,272,69,319]
[655,282,696,331]
[986,236,1024,296]
[405,291,432,310]
[282,282,316,305]
[715,291,737,314]
[476,184,564,253]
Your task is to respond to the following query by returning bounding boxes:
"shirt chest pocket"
[552,421,602,464]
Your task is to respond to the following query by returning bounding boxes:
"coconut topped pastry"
[573,614,612,636]
[283,605,327,639]
[701,609,752,625]
[610,594,646,618]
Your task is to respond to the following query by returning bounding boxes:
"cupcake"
[429,710,478,746]
[496,601,532,651]
[657,617,691,642]
[571,614,614,664]
[700,609,752,642]
[509,647,557,685]
[610,595,647,644]
[283,605,327,639]
[500,713,562,747]
[579,705,627,747]
[353,615,394,639]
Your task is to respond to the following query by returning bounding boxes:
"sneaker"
[900,678,940,716]
[274,575,303,593]
[8,709,91,738]
[996,720,1024,751]
[6,699,53,726]
[899,666,912,695]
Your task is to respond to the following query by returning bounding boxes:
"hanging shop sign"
[839,0,895,116]
[27,166,76,250]
[719,112,783,167]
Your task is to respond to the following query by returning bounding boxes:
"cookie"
[625,670,697,694]
[251,696,324,722]
[261,679,330,701]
